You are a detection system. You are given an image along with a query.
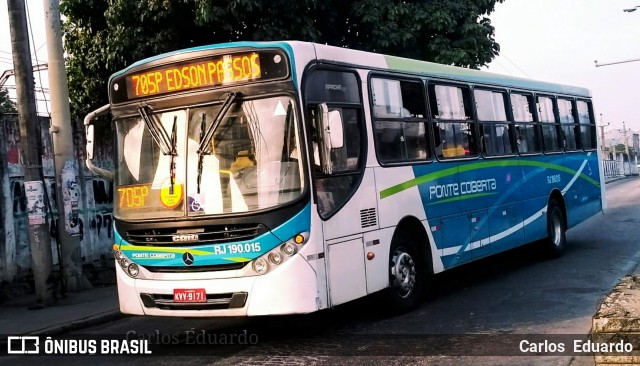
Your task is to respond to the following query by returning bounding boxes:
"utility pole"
[599,113,609,156]
[44,0,91,291]
[623,121,629,156]
[8,0,56,306]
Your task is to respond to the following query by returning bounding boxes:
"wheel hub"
[552,211,562,247]
[391,250,416,298]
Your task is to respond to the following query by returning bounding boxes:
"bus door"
[304,68,375,306]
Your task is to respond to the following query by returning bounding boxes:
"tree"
[0,87,17,114]
[61,0,504,119]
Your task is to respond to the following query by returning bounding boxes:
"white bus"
[85,41,604,317]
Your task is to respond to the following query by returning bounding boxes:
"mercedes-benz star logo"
[182,252,194,266]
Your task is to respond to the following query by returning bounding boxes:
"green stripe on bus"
[120,245,211,256]
[427,192,497,205]
[224,257,251,262]
[379,160,599,199]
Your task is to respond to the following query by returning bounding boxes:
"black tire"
[544,199,566,258]
[386,237,424,313]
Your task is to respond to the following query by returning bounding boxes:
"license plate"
[173,288,207,303]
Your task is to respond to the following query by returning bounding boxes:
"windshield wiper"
[196,92,239,194]
[169,116,177,195]
[196,113,206,194]
[137,105,173,155]
[197,92,239,154]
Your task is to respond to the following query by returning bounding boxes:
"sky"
[484,0,640,146]
[1,0,639,146]
[0,1,49,116]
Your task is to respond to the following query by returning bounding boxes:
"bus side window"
[370,77,428,164]
[511,93,541,154]
[429,83,476,159]
[558,98,578,151]
[475,89,512,156]
[538,96,561,152]
[576,100,596,150]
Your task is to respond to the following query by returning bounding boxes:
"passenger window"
[511,93,541,154]
[576,101,597,150]
[558,98,577,151]
[475,89,513,156]
[371,77,428,163]
[429,84,476,159]
[537,96,561,152]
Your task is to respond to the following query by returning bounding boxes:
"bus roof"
[310,42,592,98]
[109,41,592,98]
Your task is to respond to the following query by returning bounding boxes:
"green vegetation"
[0,87,17,114]
[61,0,504,119]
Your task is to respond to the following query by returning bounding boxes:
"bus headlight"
[281,242,297,256]
[268,251,284,265]
[115,250,125,261]
[127,263,140,277]
[253,258,269,274]
[119,257,131,268]
[248,232,309,275]
[115,251,143,278]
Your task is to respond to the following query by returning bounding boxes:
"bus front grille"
[139,292,248,310]
[126,224,265,246]
[143,263,247,273]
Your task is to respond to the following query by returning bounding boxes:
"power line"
[4,85,51,93]
[26,1,50,117]
[501,53,530,78]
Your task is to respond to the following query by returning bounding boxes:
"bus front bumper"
[116,253,319,317]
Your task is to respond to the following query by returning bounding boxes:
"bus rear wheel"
[386,238,423,313]
[544,199,566,258]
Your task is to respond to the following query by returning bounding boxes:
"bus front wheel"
[544,199,566,258]
[386,238,423,313]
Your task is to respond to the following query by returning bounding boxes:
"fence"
[602,159,638,182]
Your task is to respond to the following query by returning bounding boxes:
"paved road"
[3,177,640,366]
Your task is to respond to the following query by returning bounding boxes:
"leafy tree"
[0,87,17,114]
[61,0,504,119]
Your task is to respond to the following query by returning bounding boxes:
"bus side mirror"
[317,103,344,174]
[86,124,95,160]
[327,110,344,149]
[84,104,114,181]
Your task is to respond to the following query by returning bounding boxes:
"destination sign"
[127,52,261,99]
[110,49,289,103]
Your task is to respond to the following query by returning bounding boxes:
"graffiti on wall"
[61,160,80,236]
[1,115,115,283]
[3,116,55,178]
[5,117,23,178]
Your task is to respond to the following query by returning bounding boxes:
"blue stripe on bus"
[115,203,311,267]
[413,152,601,269]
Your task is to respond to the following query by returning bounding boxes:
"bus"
[84,41,605,317]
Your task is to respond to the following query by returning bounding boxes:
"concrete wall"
[0,114,114,285]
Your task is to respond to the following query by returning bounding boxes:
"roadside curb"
[605,176,637,184]
[591,275,640,365]
[0,310,124,351]
[26,309,125,336]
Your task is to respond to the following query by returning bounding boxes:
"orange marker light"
[367,252,375,260]
[294,234,304,244]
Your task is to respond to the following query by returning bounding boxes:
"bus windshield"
[114,95,304,220]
